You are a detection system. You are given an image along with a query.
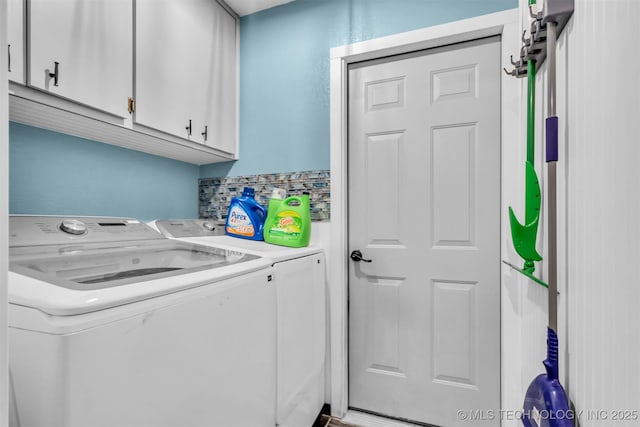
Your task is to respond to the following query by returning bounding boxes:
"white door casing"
[347,37,501,427]
[329,9,521,422]
[1,0,9,424]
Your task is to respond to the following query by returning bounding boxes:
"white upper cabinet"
[135,0,238,155]
[202,2,237,155]
[28,0,133,118]
[8,0,25,83]
[8,0,237,164]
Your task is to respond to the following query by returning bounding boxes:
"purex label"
[226,205,255,237]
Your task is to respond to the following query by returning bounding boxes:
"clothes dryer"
[151,219,326,427]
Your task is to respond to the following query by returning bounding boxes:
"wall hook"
[504,0,574,80]
[503,67,518,77]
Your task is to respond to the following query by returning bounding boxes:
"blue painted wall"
[201,0,516,178]
[9,122,200,221]
[9,0,516,218]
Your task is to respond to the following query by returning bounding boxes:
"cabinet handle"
[48,61,59,86]
[127,97,136,114]
[201,125,208,141]
[185,119,192,136]
[7,44,11,72]
[350,250,372,263]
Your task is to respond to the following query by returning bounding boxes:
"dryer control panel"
[154,219,225,238]
[9,216,164,246]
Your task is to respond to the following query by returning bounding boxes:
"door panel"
[348,37,501,427]
[431,124,476,246]
[432,279,477,387]
[366,132,403,243]
[365,276,406,377]
[431,64,478,103]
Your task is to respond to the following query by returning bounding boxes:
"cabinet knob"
[185,119,192,136]
[201,125,208,142]
[7,44,11,73]
[48,61,60,86]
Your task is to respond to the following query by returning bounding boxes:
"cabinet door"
[28,0,132,118]
[136,0,237,154]
[198,1,237,155]
[8,0,25,83]
[135,0,207,141]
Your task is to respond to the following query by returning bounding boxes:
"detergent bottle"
[263,192,311,248]
[224,187,267,241]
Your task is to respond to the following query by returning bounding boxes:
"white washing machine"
[150,219,326,427]
[8,216,276,427]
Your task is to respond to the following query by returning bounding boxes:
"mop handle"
[546,21,558,332]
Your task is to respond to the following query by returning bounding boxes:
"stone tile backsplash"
[199,170,330,221]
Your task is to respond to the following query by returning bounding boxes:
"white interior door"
[348,37,501,427]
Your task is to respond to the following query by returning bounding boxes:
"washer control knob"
[202,221,216,231]
[60,219,87,235]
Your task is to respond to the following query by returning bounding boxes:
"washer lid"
[9,239,270,316]
[8,216,271,316]
[10,239,259,291]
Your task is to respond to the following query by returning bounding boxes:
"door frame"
[329,8,521,419]
[1,0,9,424]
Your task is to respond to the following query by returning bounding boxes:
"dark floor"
[317,414,361,427]
[312,405,361,427]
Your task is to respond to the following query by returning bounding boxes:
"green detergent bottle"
[263,192,311,248]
